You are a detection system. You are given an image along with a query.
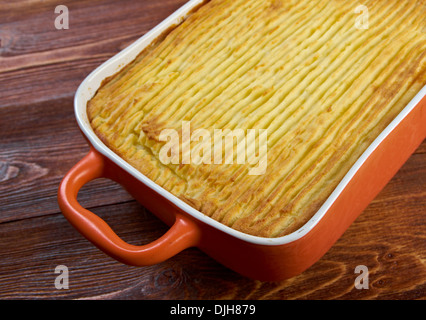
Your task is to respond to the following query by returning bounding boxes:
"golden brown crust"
[87,0,426,238]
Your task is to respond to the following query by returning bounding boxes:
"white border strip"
[74,0,426,246]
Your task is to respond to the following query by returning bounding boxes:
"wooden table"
[0,0,424,300]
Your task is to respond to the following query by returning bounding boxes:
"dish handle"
[58,147,201,266]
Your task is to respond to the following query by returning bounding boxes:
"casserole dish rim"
[74,0,426,246]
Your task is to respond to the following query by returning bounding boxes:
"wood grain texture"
[0,0,424,300]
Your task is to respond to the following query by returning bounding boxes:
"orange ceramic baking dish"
[58,0,426,281]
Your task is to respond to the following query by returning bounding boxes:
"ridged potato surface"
[88,0,426,237]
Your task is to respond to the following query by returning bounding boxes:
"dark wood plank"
[416,140,426,154]
[0,97,134,223]
[0,150,424,300]
[0,0,187,107]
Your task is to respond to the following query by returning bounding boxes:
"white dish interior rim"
[74,0,426,246]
